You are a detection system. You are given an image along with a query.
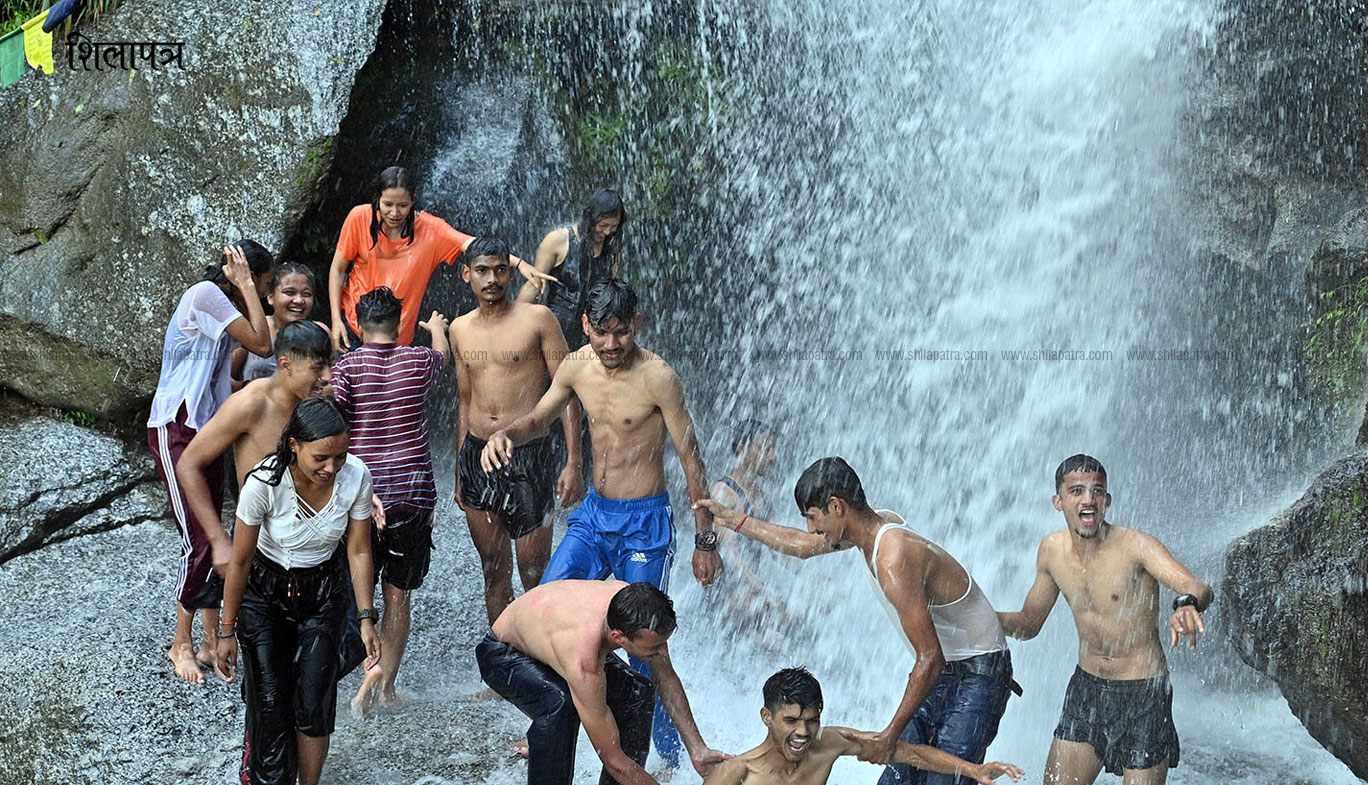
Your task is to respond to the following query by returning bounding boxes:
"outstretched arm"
[997,536,1061,640]
[480,360,577,471]
[650,650,730,777]
[834,729,1025,783]
[1132,530,1213,649]
[694,499,833,559]
[517,228,568,303]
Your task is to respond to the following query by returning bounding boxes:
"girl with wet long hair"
[517,188,628,349]
[215,397,381,785]
[327,166,554,354]
[147,240,275,685]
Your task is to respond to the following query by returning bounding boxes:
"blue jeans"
[540,489,683,767]
[878,650,1013,785]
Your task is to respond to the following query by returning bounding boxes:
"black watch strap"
[1172,594,1199,611]
[694,531,717,551]
[357,608,380,623]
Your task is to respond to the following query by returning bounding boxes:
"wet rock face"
[0,417,165,562]
[1225,452,1368,780]
[0,0,388,418]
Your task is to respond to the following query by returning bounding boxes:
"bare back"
[452,303,563,440]
[561,348,675,498]
[1040,526,1166,679]
[491,579,626,677]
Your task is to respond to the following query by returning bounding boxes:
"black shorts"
[1054,666,1180,775]
[458,432,562,539]
[371,506,434,591]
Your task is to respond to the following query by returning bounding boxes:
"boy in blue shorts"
[481,278,722,774]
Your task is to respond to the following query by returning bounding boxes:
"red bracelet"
[735,515,748,532]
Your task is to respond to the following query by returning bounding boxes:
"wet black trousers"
[238,551,350,785]
[476,632,655,785]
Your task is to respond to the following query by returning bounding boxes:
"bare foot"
[350,663,383,715]
[377,688,410,707]
[464,687,501,702]
[169,643,204,685]
[195,642,219,672]
[513,740,529,759]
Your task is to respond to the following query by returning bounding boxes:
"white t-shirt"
[147,281,245,429]
[237,454,374,569]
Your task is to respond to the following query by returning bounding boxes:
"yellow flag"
[22,11,53,75]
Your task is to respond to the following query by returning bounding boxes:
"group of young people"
[145,165,1214,785]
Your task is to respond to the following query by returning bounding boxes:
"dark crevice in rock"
[0,479,163,566]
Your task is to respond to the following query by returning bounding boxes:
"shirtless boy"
[476,580,727,785]
[482,278,721,770]
[997,454,1213,785]
[452,237,581,624]
[695,458,1015,785]
[705,668,1023,785]
[174,320,333,678]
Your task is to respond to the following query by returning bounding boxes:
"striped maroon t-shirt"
[332,342,444,512]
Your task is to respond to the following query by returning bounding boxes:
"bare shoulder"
[1110,524,1165,557]
[878,527,935,566]
[704,753,753,784]
[539,226,572,257]
[638,352,681,391]
[519,302,559,328]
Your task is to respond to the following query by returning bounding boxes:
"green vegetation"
[1,0,124,37]
[1305,278,1368,399]
[61,409,94,427]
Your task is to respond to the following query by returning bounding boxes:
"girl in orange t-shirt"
[328,167,553,353]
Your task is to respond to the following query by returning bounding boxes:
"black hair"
[463,236,511,266]
[1055,454,1107,491]
[793,456,872,514]
[269,261,318,294]
[731,418,773,455]
[273,320,331,366]
[576,189,626,267]
[201,239,274,289]
[584,278,638,328]
[368,166,418,249]
[355,286,403,333]
[763,667,824,714]
[606,582,676,638]
[249,397,348,487]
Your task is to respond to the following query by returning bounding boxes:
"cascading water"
[401,0,1361,782]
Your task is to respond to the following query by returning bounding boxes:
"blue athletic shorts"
[540,488,675,586]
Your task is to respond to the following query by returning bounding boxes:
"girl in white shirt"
[216,398,381,785]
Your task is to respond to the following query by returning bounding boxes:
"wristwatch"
[1172,594,1200,611]
[694,531,718,551]
[357,608,380,623]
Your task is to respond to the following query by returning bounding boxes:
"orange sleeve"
[425,213,474,268]
[336,204,374,261]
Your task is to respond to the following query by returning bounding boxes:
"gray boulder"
[1225,452,1368,780]
[0,416,164,562]
[0,0,387,417]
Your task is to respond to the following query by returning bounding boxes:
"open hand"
[972,761,1026,783]
[418,310,449,336]
[690,747,732,776]
[371,494,387,530]
[221,245,256,293]
[480,431,514,472]
[839,728,897,764]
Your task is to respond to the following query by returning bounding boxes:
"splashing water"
[408,0,1360,782]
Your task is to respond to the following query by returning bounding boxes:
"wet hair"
[273,320,331,366]
[463,236,511,266]
[763,667,824,714]
[368,166,418,249]
[793,456,872,514]
[606,582,676,639]
[576,189,626,267]
[584,278,638,328]
[731,418,773,455]
[355,286,403,333]
[269,261,318,294]
[1055,454,1107,491]
[249,397,348,487]
[201,239,274,289]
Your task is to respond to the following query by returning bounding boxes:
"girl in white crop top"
[215,398,381,785]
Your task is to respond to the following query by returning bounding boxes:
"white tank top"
[863,513,1007,662]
